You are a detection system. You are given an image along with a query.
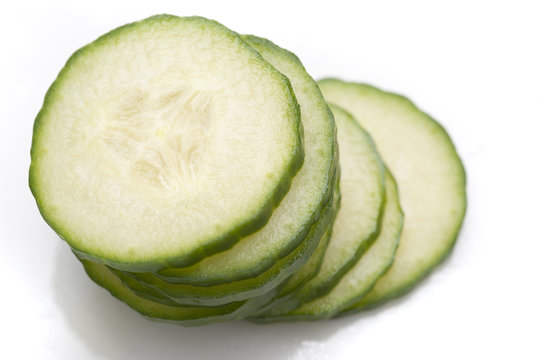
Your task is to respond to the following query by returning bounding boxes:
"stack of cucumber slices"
[29,15,466,326]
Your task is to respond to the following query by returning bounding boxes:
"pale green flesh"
[318,79,467,308]
[259,105,386,316]
[155,35,338,285]
[29,15,303,272]
[115,176,339,307]
[262,170,402,320]
[78,258,282,326]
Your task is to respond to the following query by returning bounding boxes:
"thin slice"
[318,79,467,308]
[154,34,338,285]
[114,177,338,306]
[256,170,402,321]
[78,258,283,326]
[259,104,386,316]
[29,15,303,272]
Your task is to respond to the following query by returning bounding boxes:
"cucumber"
[29,15,304,272]
[318,79,467,308]
[78,258,282,326]
[28,13,468,327]
[258,104,386,317]
[113,175,339,306]
[154,35,338,285]
[260,170,402,321]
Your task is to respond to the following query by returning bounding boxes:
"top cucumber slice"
[318,79,467,308]
[29,15,304,272]
[155,35,338,285]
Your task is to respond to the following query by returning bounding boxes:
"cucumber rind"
[29,15,304,272]
[78,257,285,326]
[253,188,339,315]
[318,79,467,310]
[251,225,334,317]
[115,175,339,307]
[259,105,386,318]
[154,34,338,285]
[255,170,402,322]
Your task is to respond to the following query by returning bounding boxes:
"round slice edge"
[29,15,304,271]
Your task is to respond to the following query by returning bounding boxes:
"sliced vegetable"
[29,15,303,272]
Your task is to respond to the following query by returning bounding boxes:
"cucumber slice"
[154,35,338,285]
[259,104,386,316]
[318,79,467,308]
[259,170,402,321]
[114,176,339,306]
[29,15,303,272]
[78,258,281,326]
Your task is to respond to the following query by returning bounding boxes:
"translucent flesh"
[30,16,303,270]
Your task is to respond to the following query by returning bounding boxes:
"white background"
[1,0,540,359]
